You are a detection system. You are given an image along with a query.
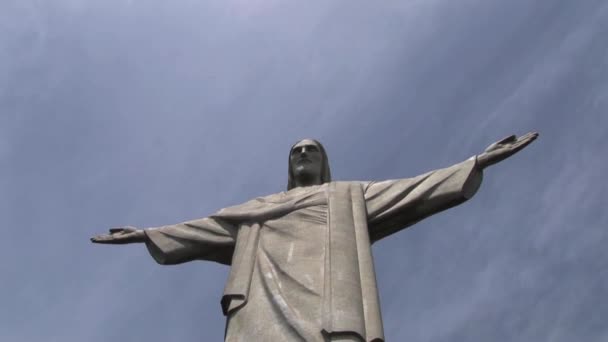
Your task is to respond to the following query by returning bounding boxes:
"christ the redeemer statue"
[92,133,538,342]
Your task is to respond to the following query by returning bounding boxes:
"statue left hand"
[476,132,539,169]
[90,226,146,244]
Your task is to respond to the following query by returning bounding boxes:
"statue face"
[290,139,323,186]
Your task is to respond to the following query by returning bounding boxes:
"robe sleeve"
[144,216,238,266]
[364,157,483,242]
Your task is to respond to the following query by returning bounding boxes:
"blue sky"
[1,1,606,341]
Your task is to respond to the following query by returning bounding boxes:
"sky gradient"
[1,1,607,341]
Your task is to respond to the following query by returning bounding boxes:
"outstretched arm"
[91,217,238,265]
[365,132,539,242]
[365,156,482,242]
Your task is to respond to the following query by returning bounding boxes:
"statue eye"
[291,145,318,155]
[307,146,319,152]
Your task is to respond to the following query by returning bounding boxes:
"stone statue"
[92,133,538,342]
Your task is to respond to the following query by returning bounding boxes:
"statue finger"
[497,134,517,145]
[515,132,539,147]
[517,132,536,142]
[484,141,503,153]
[109,227,134,234]
[509,136,538,154]
[484,142,496,152]
[91,234,113,243]
[527,132,539,141]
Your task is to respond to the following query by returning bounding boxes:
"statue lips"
[296,157,312,165]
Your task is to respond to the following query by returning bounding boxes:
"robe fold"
[144,158,482,341]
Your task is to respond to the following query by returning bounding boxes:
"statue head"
[287,139,331,190]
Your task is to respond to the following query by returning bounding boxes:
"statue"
[92,133,538,342]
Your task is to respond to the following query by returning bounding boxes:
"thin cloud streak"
[1,1,606,341]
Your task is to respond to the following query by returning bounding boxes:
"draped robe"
[144,158,483,342]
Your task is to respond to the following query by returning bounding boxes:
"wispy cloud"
[1,1,606,341]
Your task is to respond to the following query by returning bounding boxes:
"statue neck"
[293,175,322,188]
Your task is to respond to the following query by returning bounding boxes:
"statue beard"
[292,164,321,187]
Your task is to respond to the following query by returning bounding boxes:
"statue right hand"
[90,226,146,244]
